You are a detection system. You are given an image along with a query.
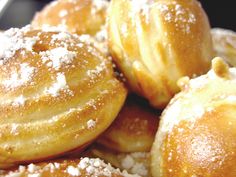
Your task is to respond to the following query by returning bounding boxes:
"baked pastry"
[108,0,214,108]
[0,157,137,177]
[211,28,236,67]
[97,94,159,152]
[151,57,236,177]
[0,26,127,168]
[31,0,108,35]
[32,0,109,56]
[91,144,150,177]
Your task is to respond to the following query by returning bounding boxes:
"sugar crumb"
[44,73,69,97]
[59,9,68,18]
[0,26,38,65]
[87,119,96,129]
[2,63,35,90]
[40,47,76,70]
[66,166,81,176]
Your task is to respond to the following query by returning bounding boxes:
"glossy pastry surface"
[32,0,108,35]
[97,94,159,152]
[151,57,236,177]
[108,0,213,108]
[0,26,127,168]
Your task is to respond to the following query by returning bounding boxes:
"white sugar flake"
[119,152,149,176]
[12,95,26,106]
[40,47,76,70]
[66,166,81,176]
[51,32,71,41]
[2,63,35,90]
[87,119,96,129]
[59,9,68,17]
[44,73,68,97]
[1,157,138,177]
[0,26,36,64]
[157,1,196,33]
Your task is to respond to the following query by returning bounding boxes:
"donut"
[0,26,127,168]
[151,57,236,177]
[97,94,159,152]
[31,0,108,36]
[107,0,214,108]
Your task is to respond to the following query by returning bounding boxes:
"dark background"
[0,0,235,31]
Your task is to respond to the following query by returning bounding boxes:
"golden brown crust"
[0,27,127,168]
[151,58,236,177]
[97,94,160,152]
[31,0,108,35]
[0,157,133,177]
[108,0,213,108]
[211,28,236,67]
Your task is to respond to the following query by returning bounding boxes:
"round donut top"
[152,58,236,177]
[0,26,106,66]
[0,157,138,177]
[159,57,236,134]
[0,26,112,109]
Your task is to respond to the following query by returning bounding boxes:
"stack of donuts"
[0,0,236,176]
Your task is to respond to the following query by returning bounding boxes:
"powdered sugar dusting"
[10,123,19,135]
[12,95,26,107]
[94,26,109,55]
[87,61,106,79]
[0,157,138,177]
[128,0,153,24]
[51,32,71,41]
[160,66,236,136]
[40,24,68,32]
[44,73,69,97]
[66,165,81,176]
[91,0,109,15]
[77,157,136,177]
[87,119,96,129]
[130,0,152,13]
[157,1,196,33]
[0,26,37,65]
[2,63,35,90]
[59,9,68,18]
[75,27,109,55]
[40,47,76,70]
[120,152,149,176]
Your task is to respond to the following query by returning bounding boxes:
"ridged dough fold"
[108,0,213,108]
[0,27,127,168]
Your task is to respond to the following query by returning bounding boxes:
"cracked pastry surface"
[151,57,236,177]
[107,0,213,108]
[0,26,127,168]
[31,0,108,36]
[0,157,138,177]
[97,94,159,152]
